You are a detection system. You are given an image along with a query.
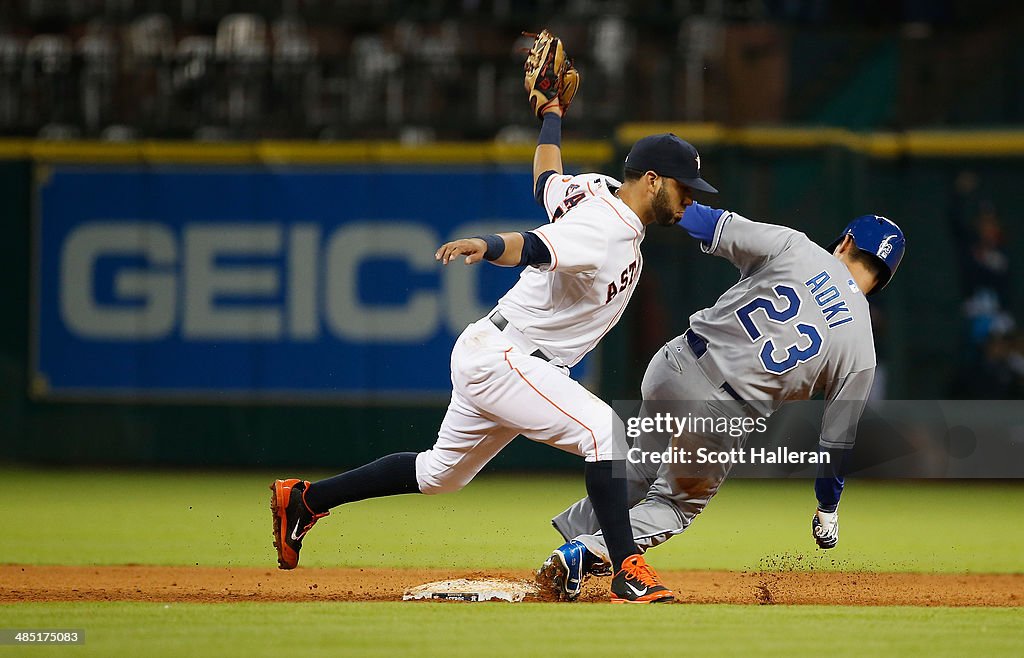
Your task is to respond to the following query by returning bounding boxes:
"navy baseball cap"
[624,133,718,194]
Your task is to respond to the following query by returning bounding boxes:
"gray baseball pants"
[551,333,752,566]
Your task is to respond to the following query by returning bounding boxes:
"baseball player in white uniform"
[270,101,720,602]
[539,202,906,601]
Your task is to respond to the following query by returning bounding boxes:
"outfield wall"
[1,130,1021,467]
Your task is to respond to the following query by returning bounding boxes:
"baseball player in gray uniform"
[539,204,906,600]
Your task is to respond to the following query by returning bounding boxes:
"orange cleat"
[269,479,329,570]
[609,554,674,604]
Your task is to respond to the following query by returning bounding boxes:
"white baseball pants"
[415,317,623,495]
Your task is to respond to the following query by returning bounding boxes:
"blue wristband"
[538,112,561,147]
[475,234,505,261]
[679,202,725,243]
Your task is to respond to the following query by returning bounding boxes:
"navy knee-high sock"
[303,452,420,514]
[584,460,637,570]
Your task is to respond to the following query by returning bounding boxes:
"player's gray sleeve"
[704,212,804,277]
[819,367,875,449]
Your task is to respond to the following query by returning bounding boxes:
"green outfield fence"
[1,127,1022,468]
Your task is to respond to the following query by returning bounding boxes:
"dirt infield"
[1,565,1020,606]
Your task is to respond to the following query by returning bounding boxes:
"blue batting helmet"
[827,215,905,294]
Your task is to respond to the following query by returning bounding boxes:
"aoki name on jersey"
[804,270,854,328]
[606,259,639,303]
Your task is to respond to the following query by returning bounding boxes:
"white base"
[403,578,539,603]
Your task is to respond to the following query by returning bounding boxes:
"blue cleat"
[537,540,589,601]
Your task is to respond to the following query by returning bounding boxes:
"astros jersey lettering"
[499,173,644,366]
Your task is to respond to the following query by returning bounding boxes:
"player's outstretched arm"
[435,232,526,267]
[810,368,872,549]
[533,106,564,197]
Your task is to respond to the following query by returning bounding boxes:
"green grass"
[1,469,1021,657]
[0,468,1021,572]
[0,602,1021,658]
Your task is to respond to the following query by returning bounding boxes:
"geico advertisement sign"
[59,220,522,343]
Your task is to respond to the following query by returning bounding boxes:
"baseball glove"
[522,29,580,118]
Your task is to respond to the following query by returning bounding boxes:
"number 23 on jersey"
[735,285,824,375]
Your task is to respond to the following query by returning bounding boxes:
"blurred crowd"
[1,0,1021,140]
[949,172,1023,399]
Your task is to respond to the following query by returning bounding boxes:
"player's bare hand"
[436,238,487,265]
